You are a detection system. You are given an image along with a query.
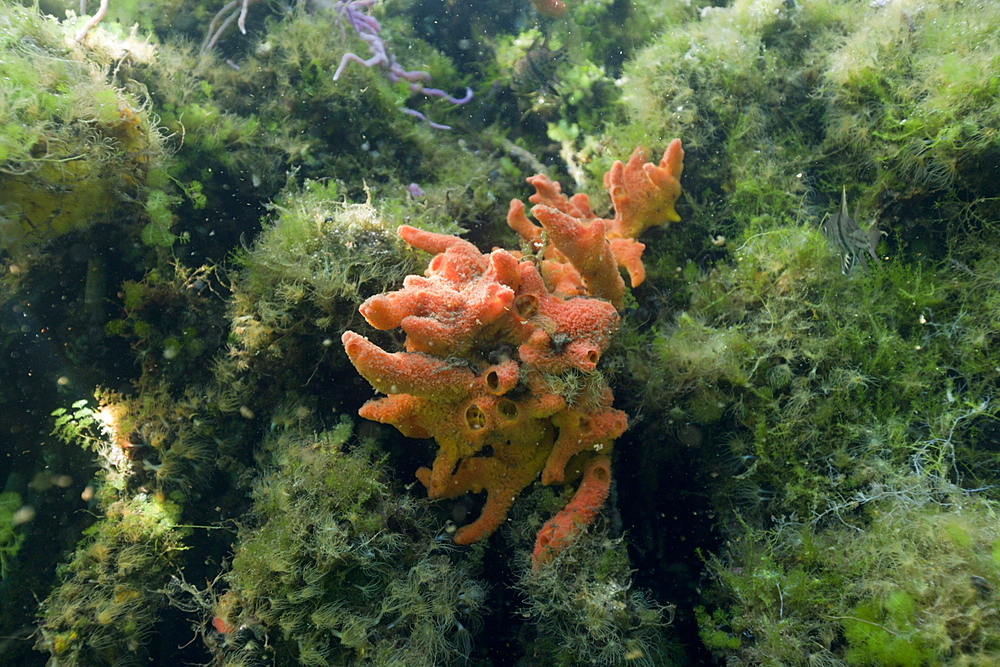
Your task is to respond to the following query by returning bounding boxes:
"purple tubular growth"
[331,0,472,129]
[419,86,474,105]
[401,107,452,130]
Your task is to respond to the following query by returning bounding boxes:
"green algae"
[0,492,24,579]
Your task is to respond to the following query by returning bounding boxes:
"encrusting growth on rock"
[343,140,684,566]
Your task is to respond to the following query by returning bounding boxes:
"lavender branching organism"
[332,0,473,129]
[202,0,472,128]
[203,0,257,53]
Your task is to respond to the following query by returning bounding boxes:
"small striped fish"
[822,187,881,274]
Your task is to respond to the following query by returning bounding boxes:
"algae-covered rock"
[516,519,679,666]
[616,0,1000,251]
[0,5,167,261]
[642,208,1000,665]
[227,180,418,379]
[220,420,487,666]
[36,494,190,663]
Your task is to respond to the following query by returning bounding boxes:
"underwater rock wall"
[2,0,1000,665]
